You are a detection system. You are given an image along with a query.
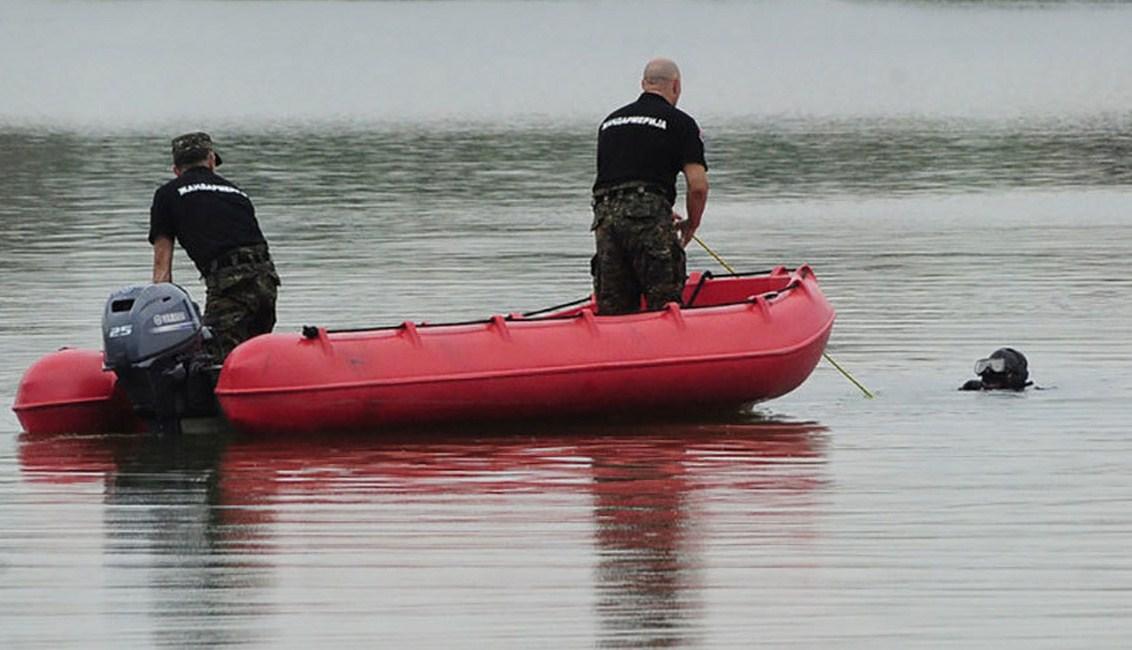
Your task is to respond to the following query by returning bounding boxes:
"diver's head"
[974,347,1029,390]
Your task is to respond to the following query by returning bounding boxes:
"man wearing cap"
[149,132,280,361]
[590,57,709,315]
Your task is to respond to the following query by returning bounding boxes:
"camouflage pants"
[203,260,280,362]
[590,188,686,316]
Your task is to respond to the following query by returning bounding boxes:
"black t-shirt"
[593,92,708,204]
[148,167,267,275]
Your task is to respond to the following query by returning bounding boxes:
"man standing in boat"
[591,58,709,315]
[148,132,280,361]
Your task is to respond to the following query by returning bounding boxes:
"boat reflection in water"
[19,416,828,646]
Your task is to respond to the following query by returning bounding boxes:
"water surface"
[3,1,1132,648]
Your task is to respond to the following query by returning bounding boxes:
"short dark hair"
[171,132,222,168]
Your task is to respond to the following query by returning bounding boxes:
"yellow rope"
[692,235,736,274]
[816,348,875,400]
[691,235,875,399]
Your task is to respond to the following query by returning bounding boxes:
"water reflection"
[19,432,272,647]
[585,425,825,648]
[591,440,702,648]
[19,419,828,647]
[106,434,273,647]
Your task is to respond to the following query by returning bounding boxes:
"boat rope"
[521,296,592,318]
[684,271,713,308]
[692,236,735,275]
[691,235,875,399]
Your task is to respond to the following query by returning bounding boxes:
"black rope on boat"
[743,268,784,277]
[684,271,714,308]
[758,279,801,302]
[315,324,397,334]
[694,267,781,279]
[298,269,791,335]
[316,314,528,335]
[521,295,593,318]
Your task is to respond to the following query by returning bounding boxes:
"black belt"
[205,245,271,275]
[592,182,669,201]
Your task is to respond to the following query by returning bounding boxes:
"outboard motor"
[102,283,219,433]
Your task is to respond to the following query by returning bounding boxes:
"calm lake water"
[3,1,1132,648]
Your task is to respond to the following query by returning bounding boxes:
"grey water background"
[2,0,1132,647]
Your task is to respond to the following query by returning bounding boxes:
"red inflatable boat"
[13,266,834,435]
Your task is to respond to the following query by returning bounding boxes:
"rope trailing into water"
[691,235,875,399]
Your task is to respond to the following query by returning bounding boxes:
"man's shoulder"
[600,98,692,135]
[602,99,644,122]
[152,175,182,205]
[959,379,985,391]
[639,97,699,134]
[155,174,181,192]
[665,103,700,130]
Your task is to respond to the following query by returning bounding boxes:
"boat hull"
[216,266,835,434]
[11,267,835,435]
[12,348,139,434]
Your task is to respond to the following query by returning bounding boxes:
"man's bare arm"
[152,236,174,283]
[678,163,708,247]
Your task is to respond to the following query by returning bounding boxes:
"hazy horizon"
[3,0,1131,131]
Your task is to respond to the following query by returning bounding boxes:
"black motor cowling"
[102,283,219,433]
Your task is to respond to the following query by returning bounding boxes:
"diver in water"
[960,347,1033,391]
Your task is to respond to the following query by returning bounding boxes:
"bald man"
[590,58,709,315]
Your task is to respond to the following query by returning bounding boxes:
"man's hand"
[672,211,696,247]
[676,219,697,247]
